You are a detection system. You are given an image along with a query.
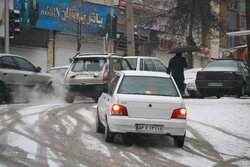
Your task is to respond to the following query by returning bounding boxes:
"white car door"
[98,74,120,123]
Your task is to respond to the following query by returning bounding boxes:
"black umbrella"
[169,46,201,53]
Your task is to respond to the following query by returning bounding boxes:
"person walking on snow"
[167,52,188,94]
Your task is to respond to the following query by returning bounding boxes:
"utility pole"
[4,0,9,53]
[108,0,115,53]
[126,0,135,56]
[246,0,250,68]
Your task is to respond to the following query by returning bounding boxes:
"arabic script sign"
[14,0,117,34]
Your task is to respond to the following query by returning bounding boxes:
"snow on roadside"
[185,97,250,164]
[18,104,69,125]
[153,148,216,167]
[127,152,144,163]
[81,133,111,157]
[75,108,95,125]
[47,148,63,167]
[185,98,250,139]
[17,104,68,116]
[189,121,250,158]
[0,131,37,160]
[233,159,250,167]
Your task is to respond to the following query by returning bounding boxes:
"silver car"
[0,54,54,103]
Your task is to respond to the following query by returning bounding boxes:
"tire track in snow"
[188,119,250,143]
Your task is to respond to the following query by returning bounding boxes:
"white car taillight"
[171,108,187,119]
[111,104,128,116]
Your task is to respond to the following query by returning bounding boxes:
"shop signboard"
[13,0,118,35]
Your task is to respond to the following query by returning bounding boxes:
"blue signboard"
[14,0,118,35]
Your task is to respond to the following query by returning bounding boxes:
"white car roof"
[119,70,171,78]
[125,56,160,59]
[76,54,123,59]
[48,66,69,70]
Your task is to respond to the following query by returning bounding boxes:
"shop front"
[8,0,117,70]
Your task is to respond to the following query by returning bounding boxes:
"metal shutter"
[55,34,105,66]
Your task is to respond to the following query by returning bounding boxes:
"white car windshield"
[117,76,179,96]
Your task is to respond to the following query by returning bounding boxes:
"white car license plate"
[208,82,223,87]
[135,124,163,132]
[75,74,94,79]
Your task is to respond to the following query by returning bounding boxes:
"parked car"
[96,71,187,147]
[64,53,131,103]
[0,54,54,104]
[125,56,168,72]
[195,59,250,98]
[184,68,202,97]
[47,66,69,78]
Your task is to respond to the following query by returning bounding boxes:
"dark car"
[195,59,250,98]
[64,53,131,103]
[0,54,54,104]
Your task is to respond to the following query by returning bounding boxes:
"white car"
[125,56,168,72]
[47,66,69,78]
[96,71,187,147]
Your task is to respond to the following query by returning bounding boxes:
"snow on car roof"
[76,54,123,59]
[125,56,160,59]
[48,66,69,70]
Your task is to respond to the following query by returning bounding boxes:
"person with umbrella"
[167,52,188,94]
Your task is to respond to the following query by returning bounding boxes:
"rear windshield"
[117,76,179,96]
[204,60,238,70]
[71,58,106,72]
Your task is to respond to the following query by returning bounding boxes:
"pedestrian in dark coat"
[167,53,188,93]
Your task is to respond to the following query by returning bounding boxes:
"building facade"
[0,0,118,71]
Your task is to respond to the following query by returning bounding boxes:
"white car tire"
[105,118,114,143]
[174,133,185,148]
[96,109,104,133]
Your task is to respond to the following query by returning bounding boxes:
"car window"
[126,58,137,70]
[121,59,131,70]
[13,57,37,72]
[112,59,123,71]
[107,74,120,95]
[140,58,157,71]
[118,76,178,96]
[72,58,105,72]
[152,59,167,72]
[0,56,18,69]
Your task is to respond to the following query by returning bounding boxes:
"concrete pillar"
[47,31,55,68]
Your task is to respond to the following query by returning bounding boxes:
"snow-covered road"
[0,97,249,167]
